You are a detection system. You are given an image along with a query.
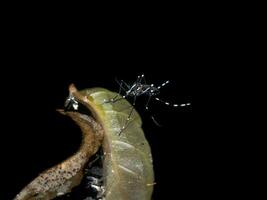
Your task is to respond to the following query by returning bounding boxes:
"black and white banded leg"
[157,80,170,90]
[154,97,191,107]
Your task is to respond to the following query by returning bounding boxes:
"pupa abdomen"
[77,87,154,200]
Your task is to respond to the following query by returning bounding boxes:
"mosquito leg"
[154,97,191,107]
[137,74,146,84]
[151,116,162,127]
[137,73,146,85]
[119,96,136,135]
[103,80,128,104]
[136,74,141,83]
[142,74,147,84]
[119,106,134,135]
[133,74,144,86]
[110,94,129,103]
[157,80,170,90]
[120,80,130,89]
[145,95,152,110]
[144,95,162,127]
[110,81,123,102]
[115,78,129,91]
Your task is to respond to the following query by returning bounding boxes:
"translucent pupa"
[70,84,154,200]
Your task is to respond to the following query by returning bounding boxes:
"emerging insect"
[104,74,191,134]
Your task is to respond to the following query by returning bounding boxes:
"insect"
[104,74,191,134]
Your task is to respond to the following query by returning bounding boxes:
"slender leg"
[109,95,128,103]
[120,80,130,89]
[140,74,146,84]
[109,81,123,102]
[137,74,146,84]
[119,96,136,135]
[154,97,191,107]
[151,116,162,127]
[145,106,162,126]
[145,95,152,110]
[115,78,129,91]
[136,74,142,84]
[157,80,170,90]
[103,80,128,104]
[145,95,162,127]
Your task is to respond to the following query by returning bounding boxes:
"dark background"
[0,6,206,200]
[1,65,194,200]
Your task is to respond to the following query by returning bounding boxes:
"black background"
[0,6,204,200]
[2,65,194,200]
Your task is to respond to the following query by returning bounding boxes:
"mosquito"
[104,74,191,134]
